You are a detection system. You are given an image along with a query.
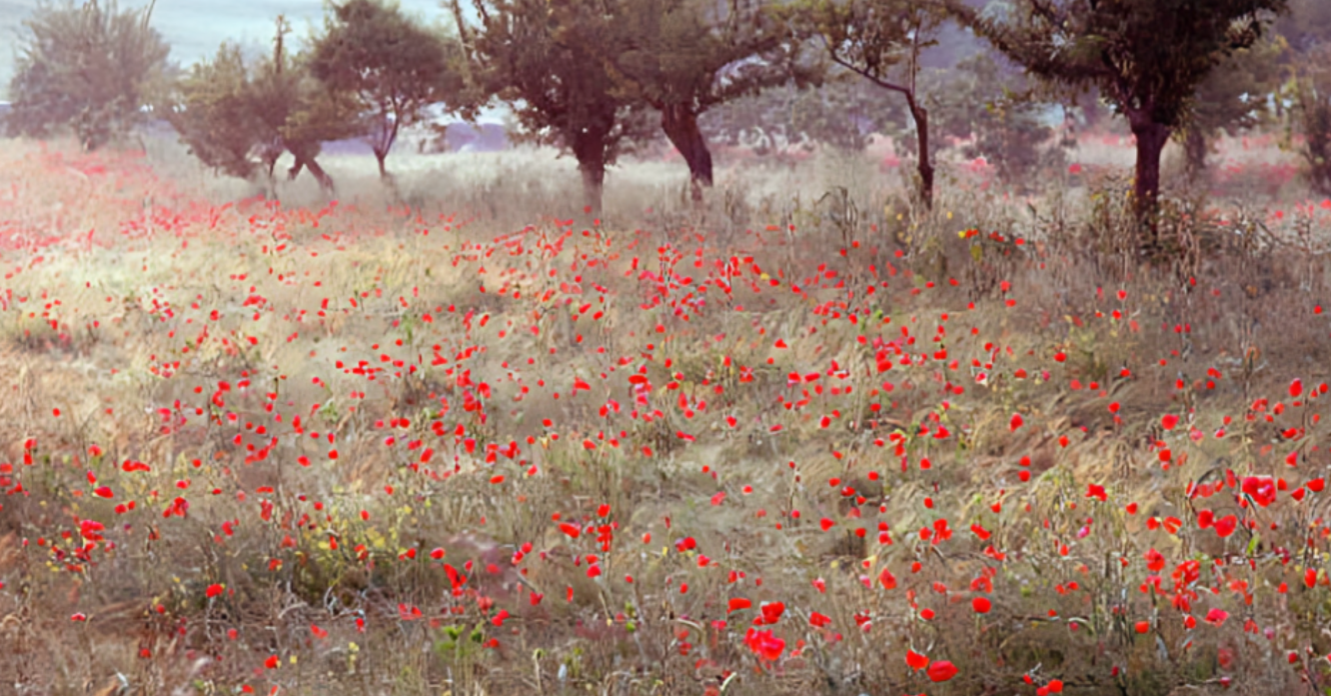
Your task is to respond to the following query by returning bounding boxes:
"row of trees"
[449,0,1321,215]
[4,0,465,195]
[167,1,464,194]
[449,0,820,208]
[6,0,1331,216]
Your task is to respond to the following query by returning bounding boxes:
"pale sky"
[1,0,464,99]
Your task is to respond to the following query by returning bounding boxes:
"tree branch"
[825,49,912,98]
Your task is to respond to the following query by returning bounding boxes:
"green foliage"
[597,0,815,193]
[163,43,261,181]
[247,18,361,176]
[1193,38,1284,135]
[455,0,809,204]
[5,0,171,151]
[963,0,1285,129]
[701,74,901,153]
[784,0,949,208]
[789,0,943,84]
[433,623,486,656]
[1292,46,1331,194]
[308,0,465,178]
[454,0,657,212]
[959,0,1289,218]
[1183,36,1285,174]
[165,17,359,192]
[600,0,807,113]
[932,53,1065,188]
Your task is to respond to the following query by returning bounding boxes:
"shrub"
[1293,49,1331,195]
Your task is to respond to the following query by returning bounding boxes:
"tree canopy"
[6,0,171,150]
[165,42,264,181]
[166,17,358,194]
[452,0,813,208]
[308,0,466,180]
[957,0,1288,222]
[594,0,815,199]
[1182,35,1285,176]
[932,52,1065,189]
[786,0,949,208]
[701,75,901,154]
[452,0,657,213]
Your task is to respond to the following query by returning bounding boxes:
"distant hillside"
[439,122,508,153]
[315,121,508,156]
[0,112,511,158]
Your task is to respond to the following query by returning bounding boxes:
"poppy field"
[3,137,1331,696]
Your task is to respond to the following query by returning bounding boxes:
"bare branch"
[824,47,912,97]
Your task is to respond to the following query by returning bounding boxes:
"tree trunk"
[1128,111,1172,258]
[1128,114,1170,218]
[1184,128,1208,181]
[258,152,279,199]
[578,159,605,215]
[660,103,713,203]
[305,157,335,193]
[292,153,335,193]
[572,127,609,214]
[371,114,398,181]
[258,170,277,200]
[907,97,934,210]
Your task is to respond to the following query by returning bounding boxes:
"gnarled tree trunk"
[288,152,335,193]
[302,156,335,193]
[1128,111,1170,217]
[661,103,713,203]
[572,125,610,214]
[282,138,335,193]
[1128,109,1172,258]
[846,73,933,209]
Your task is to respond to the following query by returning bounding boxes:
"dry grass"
[0,133,1328,695]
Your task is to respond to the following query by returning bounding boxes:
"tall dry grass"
[0,131,1326,696]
